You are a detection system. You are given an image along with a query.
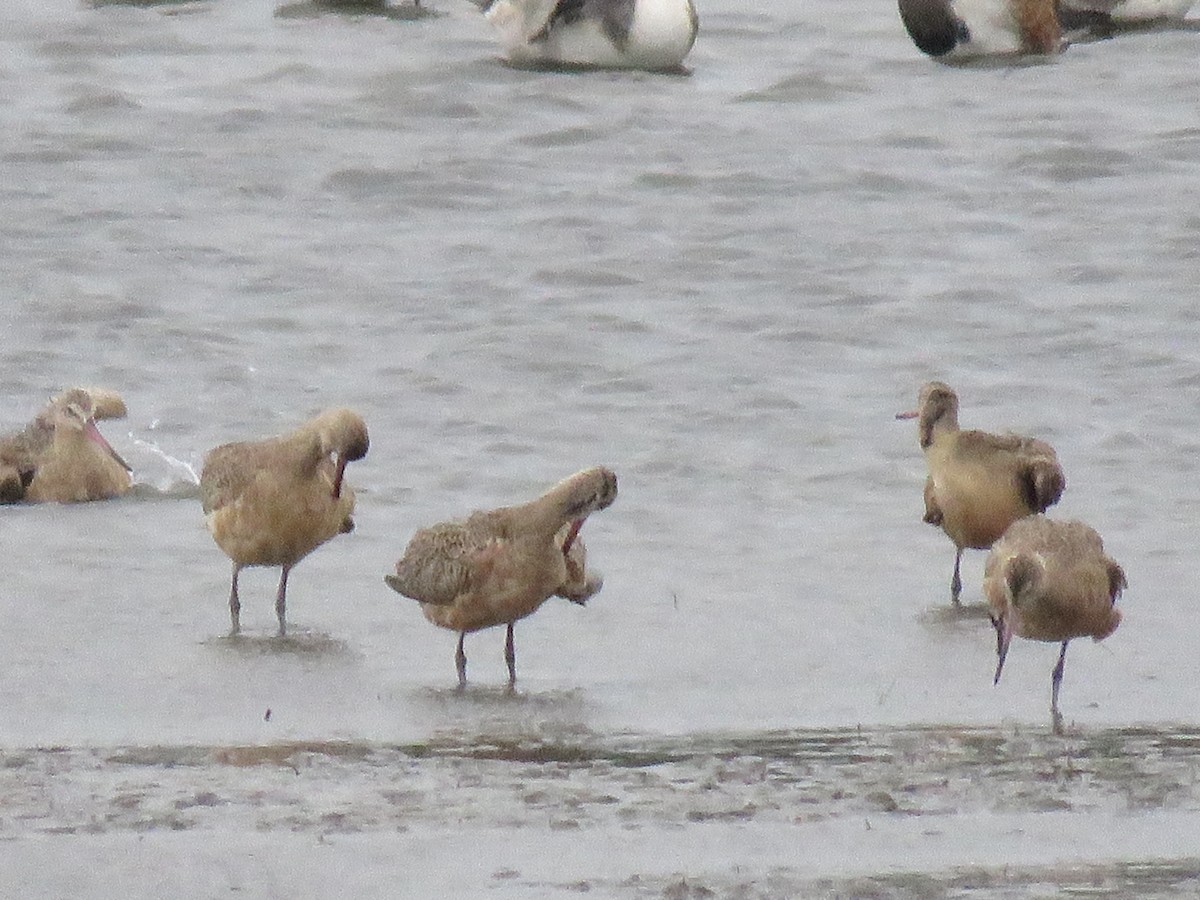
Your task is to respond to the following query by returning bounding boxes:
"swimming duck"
[898,0,1068,58]
[897,381,1065,605]
[385,466,617,689]
[200,408,369,636]
[480,0,699,71]
[984,515,1125,728]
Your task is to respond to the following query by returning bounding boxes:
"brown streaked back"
[985,515,1124,643]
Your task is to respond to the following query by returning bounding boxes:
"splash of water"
[131,436,201,486]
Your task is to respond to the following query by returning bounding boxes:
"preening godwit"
[0,388,132,504]
[385,466,617,689]
[898,381,1065,605]
[984,515,1125,727]
[480,0,698,71]
[200,408,369,636]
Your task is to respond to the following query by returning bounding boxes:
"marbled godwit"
[200,408,369,636]
[480,0,698,71]
[385,466,617,689]
[984,515,1125,727]
[0,388,132,504]
[898,381,1065,605]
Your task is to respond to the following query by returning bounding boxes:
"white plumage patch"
[484,0,698,70]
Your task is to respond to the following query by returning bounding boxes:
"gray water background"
[3,0,1200,895]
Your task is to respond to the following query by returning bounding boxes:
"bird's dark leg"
[455,632,467,690]
[505,621,517,690]
[229,563,242,636]
[275,566,290,637]
[950,547,964,606]
[993,615,1012,686]
[1051,640,1069,718]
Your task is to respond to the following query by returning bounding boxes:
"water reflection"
[206,631,359,659]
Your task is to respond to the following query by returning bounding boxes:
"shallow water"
[3,0,1200,895]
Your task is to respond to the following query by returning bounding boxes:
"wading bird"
[200,408,369,636]
[1,388,131,503]
[984,515,1125,729]
[898,381,1065,605]
[385,466,617,689]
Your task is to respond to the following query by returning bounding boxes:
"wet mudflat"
[5,723,1200,897]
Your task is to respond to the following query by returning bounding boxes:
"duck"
[0,388,132,504]
[898,0,1066,58]
[896,0,1135,59]
[897,381,1065,605]
[1060,0,1194,22]
[984,515,1125,728]
[385,465,617,689]
[479,0,699,71]
[200,408,369,636]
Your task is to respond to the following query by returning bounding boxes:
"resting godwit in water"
[480,0,699,71]
[200,408,369,636]
[385,466,617,689]
[897,381,1065,605]
[984,515,1125,726]
[0,388,131,504]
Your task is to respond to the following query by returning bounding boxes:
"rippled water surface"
[3,0,1200,895]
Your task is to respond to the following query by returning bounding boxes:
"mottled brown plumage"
[385,466,617,688]
[201,408,369,636]
[1,388,131,504]
[984,515,1125,728]
[898,381,1065,605]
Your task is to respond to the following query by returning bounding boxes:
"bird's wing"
[385,520,478,606]
[199,442,267,515]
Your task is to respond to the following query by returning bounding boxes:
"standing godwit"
[200,408,369,636]
[984,515,1125,728]
[897,381,1065,605]
[0,388,132,504]
[385,466,617,689]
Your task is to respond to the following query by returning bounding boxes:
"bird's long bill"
[84,420,132,473]
[561,517,585,556]
[895,409,917,420]
[332,453,348,499]
[993,616,1013,686]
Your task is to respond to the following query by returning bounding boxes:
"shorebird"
[897,381,1065,605]
[0,388,132,504]
[385,465,617,689]
[479,0,699,71]
[200,408,369,636]
[984,515,1125,727]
